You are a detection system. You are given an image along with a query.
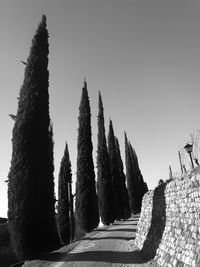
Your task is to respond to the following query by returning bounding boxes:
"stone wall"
[135,167,200,267]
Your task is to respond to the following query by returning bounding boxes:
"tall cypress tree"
[108,120,123,220]
[125,133,147,214]
[128,143,141,213]
[75,80,99,233]
[57,142,71,245]
[97,92,115,225]
[124,133,136,214]
[115,137,131,219]
[8,15,59,260]
[129,143,147,212]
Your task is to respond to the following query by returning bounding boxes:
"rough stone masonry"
[135,166,200,267]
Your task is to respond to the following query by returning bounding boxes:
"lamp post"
[184,143,194,169]
[178,151,183,174]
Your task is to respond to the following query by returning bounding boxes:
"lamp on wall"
[184,143,194,168]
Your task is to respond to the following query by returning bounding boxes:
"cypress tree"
[108,120,123,220]
[115,137,131,219]
[75,80,99,233]
[125,134,148,214]
[128,143,142,212]
[57,142,71,245]
[8,15,59,260]
[129,143,147,212]
[97,92,115,225]
[124,133,136,214]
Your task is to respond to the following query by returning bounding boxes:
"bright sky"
[1,0,200,217]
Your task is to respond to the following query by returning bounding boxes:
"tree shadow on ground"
[82,236,135,241]
[113,223,138,226]
[39,216,145,264]
[94,228,136,232]
[40,249,150,264]
[140,183,166,259]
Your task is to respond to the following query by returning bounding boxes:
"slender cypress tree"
[115,137,131,219]
[75,80,99,233]
[97,92,115,225]
[129,143,147,212]
[8,15,59,260]
[124,133,136,214]
[125,134,147,214]
[128,143,142,213]
[57,142,71,245]
[108,120,123,220]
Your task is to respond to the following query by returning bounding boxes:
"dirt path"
[23,215,158,267]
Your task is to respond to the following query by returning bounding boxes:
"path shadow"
[82,236,135,241]
[114,223,138,226]
[140,183,166,259]
[39,215,146,264]
[40,250,149,264]
[94,228,136,232]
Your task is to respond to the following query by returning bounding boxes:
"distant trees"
[8,15,59,260]
[97,92,116,225]
[129,143,146,210]
[124,133,147,214]
[75,81,99,233]
[57,142,74,245]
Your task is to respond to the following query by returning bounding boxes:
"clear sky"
[1,0,200,217]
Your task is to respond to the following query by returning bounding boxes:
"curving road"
[23,215,158,267]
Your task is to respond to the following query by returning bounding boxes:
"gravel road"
[23,215,158,267]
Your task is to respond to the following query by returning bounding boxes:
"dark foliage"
[8,15,59,260]
[124,133,133,212]
[128,143,143,212]
[144,182,148,193]
[57,142,71,245]
[129,144,147,211]
[125,133,148,214]
[124,133,137,214]
[75,81,99,233]
[115,137,131,219]
[108,120,123,220]
[0,218,7,224]
[97,92,116,225]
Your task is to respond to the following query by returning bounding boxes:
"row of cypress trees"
[74,80,148,234]
[7,16,148,260]
[97,92,131,226]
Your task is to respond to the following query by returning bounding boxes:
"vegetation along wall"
[135,166,200,267]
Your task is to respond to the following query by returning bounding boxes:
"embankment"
[135,167,200,267]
